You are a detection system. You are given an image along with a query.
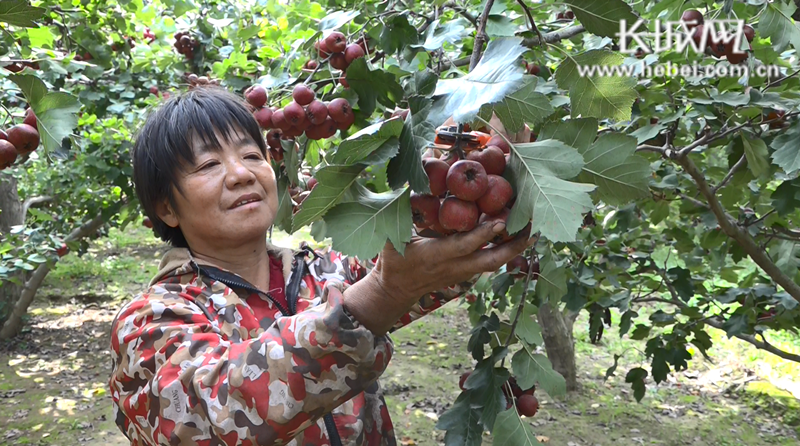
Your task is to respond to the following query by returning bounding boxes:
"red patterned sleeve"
[108,282,392,445]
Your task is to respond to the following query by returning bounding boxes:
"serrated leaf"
[387,113,430,193]
[619,310,636,337]
[274,177,293,233]
[345,58,404,116]
[773,239,800,277]
[741,133,770,178]
[465,348,509,431]
[436,392,483,446]
[535,253,568,306]
[332,118,403,165]
[492,78,555,133]
[415,70,438,97]
[493,409,537,444]
[512,348,567,397]
[319,10,360,31]
[625,367,648,402]
[27,26,54,48]
[650,201,669,225]
[379,14,419,56]
[486,14,519,37]
[292,164,364,230]
[771,178,800,215]
[758,1,800,53]
[506,140,596,242]
[771,123,800,175]
[514,304,543,346]
[281,140,300,186]
[10,75,81,154]
[564,0,638,38]
[428,37,527,127]
[555,50,637,121]
[413,18,468,51]
[0,0,46,27]
[322,186,412,259]
[538,118,598,151]
[577,133,651,205]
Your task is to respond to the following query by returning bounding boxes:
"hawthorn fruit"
[565,10,574,20]
[329,53,349,71]
[479,208,515,244]
[423,158,450,196]
[304,60,319,70]
[486,134,510,154]
[507,255,529,278]
[325,31,347,53]
[410,193,441,228]
[143,217,153,228]
[476,175,513,216]
[459,372,471,390]
[7,124,39,154]
[328,98,353,125]
[271,109,290,131]
[466,145,505,175]
[266,129,283,149]
[245,85,268,108]
[339,77,350,88]
[0,130,7,140]
[305,100,328,125]
[307,178,318,190]
[23,108,36,127]
[344,44,365,64]
[743,25,755,43]
[527,64,541,76]
[439,196,479,232]
[284,102,307,128]
[446,160,489,202]
[292,84,315,106]
[253,107,273,129]
[56,244,69,257]
[681,9,704,30]
[517,394,539,417]
[0,140,17,169]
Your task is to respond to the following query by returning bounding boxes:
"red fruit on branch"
[324,31,347,53]
[7,124,40,154]
[267,129,283,149]
[23,108,37,127]
[476,175,513,216]
[283,102,307,128]
[517,394,539,417]
[507,255,529,278]
[459,371,471,390]
[143,217,153,228]
[305,100,328,125]
[410,193,441,228]
[307,178,318,190]
[253,107,273,129]
[0,140,18,169]
[466,145,505,175]
[271,109,290,131]
[149,86,160,96]
[56,243,69,257]
[292,84,316,106]
[304,60,319,70]
[743,25,755,43]
[329,53,349,71]
[0,130,7,140]
[486,134,510,154]
[439,197,479,232]
[446,160,489,202]
[681,9,704,30]
[344,44,365,64]
[245,85,268,108]
[565,10,574,20]
[269,147,284,162]
[328,98,353,125]
[527,64,541,76]
[423,158,450,196]
[316,116,339,139]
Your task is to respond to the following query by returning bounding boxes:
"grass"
[0,219,797,445]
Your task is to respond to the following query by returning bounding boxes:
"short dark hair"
[131,86,269,248]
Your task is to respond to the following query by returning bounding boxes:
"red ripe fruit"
[459,371,471,390]
[446,160,489,202]
[681,9,704,30]
[267,129,283,149]
[149,86,159,96]
[269,147,284,162]
[527,64,540,76]
[305,60,319,70]
[422,158,449,196]
[180,35,191,46]
[465,293,477,303]
[743,25,755,43]
[691,24,706,48]
[439,197,480,232]
[0,130,7,140]
[143,217,154,228]
[479,208,514,245]
[466,145,505,176]
[334,108,355,130]
[307,178,318,190]
[7,124,39,154]
[305,100,329,125]
[441,151,462,167]
[344,44,365,64]
[339,77,350,88]
[253,107,273,129]
[325,31,347,53]
[0,140,18,169]
[305,123,324,141]
[317,116,339,139]
[565,10,574,20]
[23,108,37,127]
[56,244,68,257]
[486,134,510,154]
[292,84,316,106]
[315,40,331,58]
[392,109,410,121]
[476,175,513,216]
[284,102,307,128]
[271,109,290,131]
[517,394,539,417]
[328,98,353,124]
[410,193,441,228]
[329,53,349,71]
[556,12,565,20]
[507,255,529,278]
[245,85,268,108]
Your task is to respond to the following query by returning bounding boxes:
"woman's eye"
[198,161,219,170]
[246,153,263,160]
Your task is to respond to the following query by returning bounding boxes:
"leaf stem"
[469,0,496,71]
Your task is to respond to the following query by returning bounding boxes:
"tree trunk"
[0,176,26,330]
[538,302,579,392]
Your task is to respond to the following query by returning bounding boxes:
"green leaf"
[414,18,468,51]
[506,140,596,242]
[10,75,81,154]
[491,78,555,133]
[555,50,638,121]
[538,118,598,152]
[292,164,364,230]
[564,0,638,38]
[493,409,537,444]
[415,70,438,97]
[741,133,770,178]
[629,324,651,340]
[771,178,800,215]
[435,392,483,446]
[274,177,293,233]
[772,239,800,277]
[27,26,54,48]
[379,14,419,56]
[650,201,670,226]
[331,118,403,165]
[281,140,300,187]
[345,58,405,116]
[428,37,527,127]
[605,354,622,380]
[723,314,750,338]
[465,347,509,430]
[486,14,519,37]
[625,367,648,402]
[0,0,45,27]
[322,186,412,259]
[318,10,360,31]
[758,1,800,53]
[27,253,47,263]
[514,305,543,346]
[577,133,651,205]
[512,348,567,397]
[771,123,800,175]
[619,310,637,337]
[167,0,196,17]
[387,113,430,194]
[535,253,568,305]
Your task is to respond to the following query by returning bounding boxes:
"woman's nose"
[225,158,256,186]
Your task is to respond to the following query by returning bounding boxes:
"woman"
[109,86,532,446]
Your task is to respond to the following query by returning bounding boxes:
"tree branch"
[704,318,800,363]
[504,244,539,348]
[673,155,800,303]
[22,196,53,216]
[515,0,543,45]
[469,0,496,70]
[443,2,477,27]
[712,154,746,193]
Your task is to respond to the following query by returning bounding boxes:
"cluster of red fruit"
[524,61,542,76]
[3,60,40,72]
[173,31,199,59]
[765,110,789,129]
[459,372,539,417]
[683,9,754,64]
[186,73,220,88]
[555,10,574,20]
[289,176,317,212]
[0,109,40,170]
[244,84,355,157]
[307,32,369,88]
[413,133,524,242]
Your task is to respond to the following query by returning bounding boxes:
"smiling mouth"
[232,198,261,208]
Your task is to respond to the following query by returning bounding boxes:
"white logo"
[617,19,747,55]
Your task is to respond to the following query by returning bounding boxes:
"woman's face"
[158,128,279,250]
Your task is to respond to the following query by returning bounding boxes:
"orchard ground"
[0,221,798,446]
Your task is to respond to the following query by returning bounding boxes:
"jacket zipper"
[196,261,344,446]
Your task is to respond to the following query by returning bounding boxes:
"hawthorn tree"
[1,0,800,442]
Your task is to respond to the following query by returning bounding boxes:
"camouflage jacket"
[108,241,470,445]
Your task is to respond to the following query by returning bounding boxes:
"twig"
[469,0,496,70]
[443,2,478,27]
[504,246,539,348]
[704,317,800,363]
[713,154,746,193]
[22,196,54,216]
[746,209,775,227]
[677,193,709,209]
[762,67,800,92]
[635,144,667,154]
[515,0,544,46]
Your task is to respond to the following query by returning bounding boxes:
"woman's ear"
[155,199,179,228]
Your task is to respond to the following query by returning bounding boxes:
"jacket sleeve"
[307,247,477,333]
[109,281,392,446]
